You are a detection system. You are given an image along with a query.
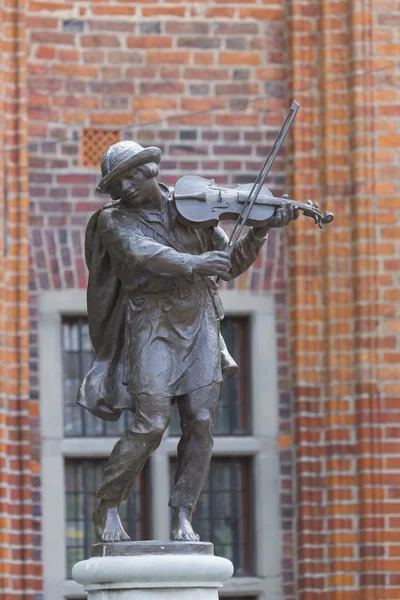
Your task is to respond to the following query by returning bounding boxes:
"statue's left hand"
[266,198,300,228]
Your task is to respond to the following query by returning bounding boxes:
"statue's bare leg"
[93,500,131,543]
[92,393,171,542]
[170,382,220,542]
[171,507,199,542]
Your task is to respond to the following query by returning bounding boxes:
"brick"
[57,49,79,62]
[127,35,172,49]
[379,135,400,147]
[142,7,186,17]
[184,67,229,80]
[147,51,190,65]
[53,64,98,78]
[239,7,283,20]
[109,51,142,64]
[30,31,75,44]
[177,37,220,49]
[181,98,224,111]
[29,1,73,11]
[205,7,235,18]
[140,82,184,95]
[92,5,136,16]
[35,46,56,60]
[165,21,209,34]
[90,112,134,126]
[220,52,261,65]
[133,97,177,111]
[81,34,120,47]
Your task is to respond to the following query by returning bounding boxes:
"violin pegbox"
[297,199,335,229]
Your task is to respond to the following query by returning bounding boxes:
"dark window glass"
[62,316,250,437]
[170,316,251,436]
[65,458,148,577]
[170,457,253,575]
[62,317,131,436]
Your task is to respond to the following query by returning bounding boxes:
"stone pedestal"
[72,541,234,600]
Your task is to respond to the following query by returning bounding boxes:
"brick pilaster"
[0,1,37,598]
[286,0,397,598]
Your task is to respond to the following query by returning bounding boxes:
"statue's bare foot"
[170,507,200,542]
[93,500,131,543]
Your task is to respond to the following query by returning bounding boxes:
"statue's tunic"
[78,189,266,420]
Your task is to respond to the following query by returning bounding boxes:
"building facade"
[0,1,399,600]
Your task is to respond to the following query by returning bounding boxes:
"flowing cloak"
[77,190,267,421]
[77,200,132,421]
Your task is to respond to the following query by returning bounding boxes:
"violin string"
[4,58,400,153]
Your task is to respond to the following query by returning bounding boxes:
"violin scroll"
[300,198,335,229]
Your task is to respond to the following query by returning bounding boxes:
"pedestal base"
[72,541,234,600]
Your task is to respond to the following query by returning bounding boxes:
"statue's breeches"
[95,383,220,510]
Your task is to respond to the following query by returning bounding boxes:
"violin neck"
[241,194,311,213]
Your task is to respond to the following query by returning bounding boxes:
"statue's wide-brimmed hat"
[96,141,161,194]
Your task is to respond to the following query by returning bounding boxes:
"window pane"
[65,458,148,577]
[170,457,253,575]
[63,315,250,437]
[170,317,251,436]
[62,317,131,437]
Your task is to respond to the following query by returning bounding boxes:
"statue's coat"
[78,188,265,421]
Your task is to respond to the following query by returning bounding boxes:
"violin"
[173,175,334,230]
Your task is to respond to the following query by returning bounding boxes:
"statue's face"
[115,169,156,206]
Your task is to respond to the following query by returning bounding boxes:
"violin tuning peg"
[315,202,319,209]
[307,199,313,206]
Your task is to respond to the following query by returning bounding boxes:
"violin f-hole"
[211,203,230,212]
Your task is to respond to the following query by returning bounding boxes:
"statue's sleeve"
[98,212,194,277]
[209,225,268,280]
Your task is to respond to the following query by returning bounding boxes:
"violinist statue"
[78,102,333,544]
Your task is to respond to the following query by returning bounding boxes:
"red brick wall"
[24,1,400,599]
[0,0,39,598]
[26,1,295,597]
[286,0,400,598]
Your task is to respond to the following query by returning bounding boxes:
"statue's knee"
[193,410,214,433]
[148,415,170,442]
[128,413,169,443]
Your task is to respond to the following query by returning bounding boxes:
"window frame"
[39,289,281,600]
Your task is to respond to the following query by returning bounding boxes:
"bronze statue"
[78,103,333,543]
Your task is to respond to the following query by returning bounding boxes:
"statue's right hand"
[192,251,231,277]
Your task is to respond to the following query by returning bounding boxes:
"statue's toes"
[101,530,112,543]
[171,529,184,541]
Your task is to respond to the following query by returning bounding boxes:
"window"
[63,317,130,437]
[62,316,250,438]
[170,316,251,436]
[65,459,148,576]
[39,289,280,600]
[170,457,253,575]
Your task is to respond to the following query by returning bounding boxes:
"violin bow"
[227,99,300,253]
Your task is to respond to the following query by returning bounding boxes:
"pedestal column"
[72,541,233,600]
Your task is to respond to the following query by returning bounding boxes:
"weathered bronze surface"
[91,541,214,557]
[78,139,297,543]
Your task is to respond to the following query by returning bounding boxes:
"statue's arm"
[99,212,195,277]
[209,226,268,280]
